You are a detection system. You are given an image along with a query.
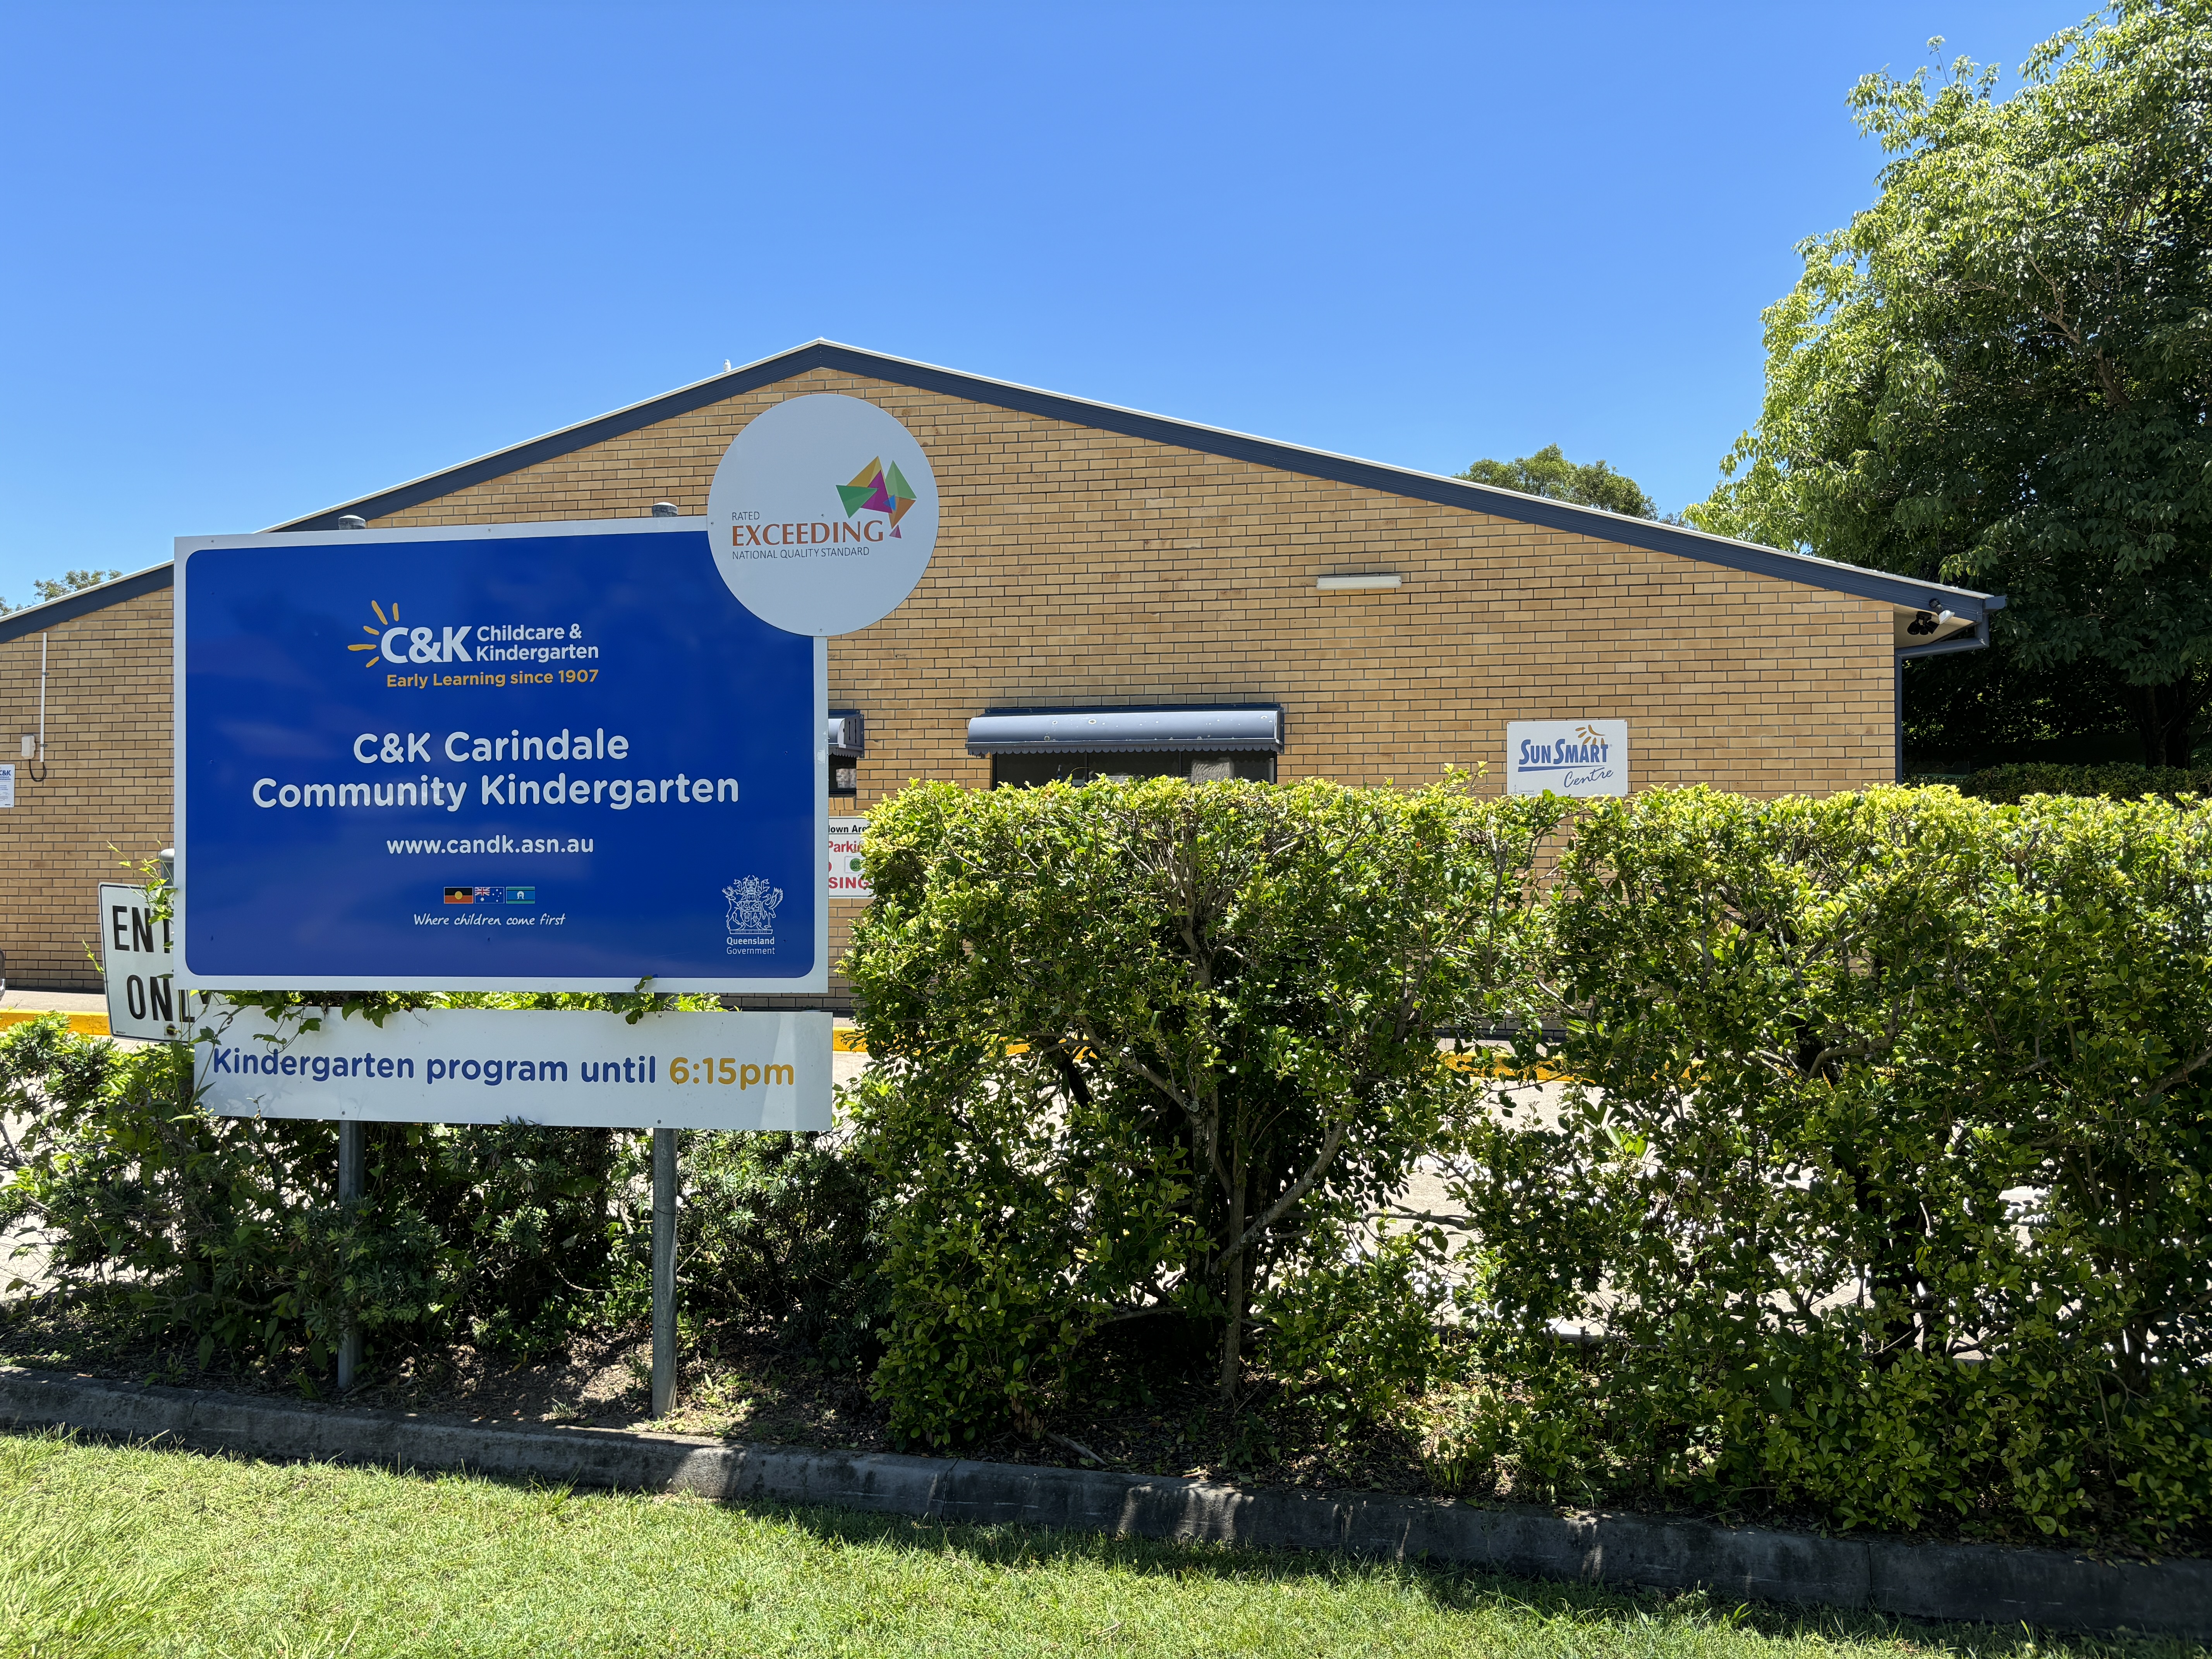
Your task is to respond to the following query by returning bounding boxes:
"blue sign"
[175,521,826,991]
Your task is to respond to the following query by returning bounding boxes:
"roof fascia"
[267,340,2002,620]
[0,563,175,646]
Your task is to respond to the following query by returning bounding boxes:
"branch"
[2140,1043,2212,1104]
[1217,1115,1349,1273]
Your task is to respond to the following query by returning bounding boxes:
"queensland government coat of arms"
[723,875,783,936]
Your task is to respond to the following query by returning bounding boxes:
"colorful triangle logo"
[835,453,921,534]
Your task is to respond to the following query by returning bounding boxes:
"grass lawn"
[0,1432,2196,1659]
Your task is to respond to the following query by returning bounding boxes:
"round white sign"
[705,394,939,637]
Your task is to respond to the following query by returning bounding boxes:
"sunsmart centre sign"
[174,519,828,992]
[1504,720,1628,797]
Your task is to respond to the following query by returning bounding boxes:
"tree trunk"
[1218,1150,1247,1400]
[2137,680,2205,767]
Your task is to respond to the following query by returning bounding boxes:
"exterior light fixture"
[337,515,367,531]
[1316,574,1402,591]
[651,501,678,517]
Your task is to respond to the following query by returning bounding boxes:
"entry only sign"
[194,1005,832,1130]
[99,883,205,1040]
[173,519,828,993]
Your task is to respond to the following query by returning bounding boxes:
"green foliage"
[617,1127,890,1374]
[0,1013,618,1367]
[844,774,1562,1445]
[0,568,123,616]
[1458,445,1656,519]
[1944,761,2212,804]
[1693,4,2212,762]
[1445,786,2212,1545]
[1902,639,2145,771]
[1256,1222,1452,1429]
[14,773,2212,1546]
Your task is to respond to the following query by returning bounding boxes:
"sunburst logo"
[347,601,404,668]
[1575,723,1606,747]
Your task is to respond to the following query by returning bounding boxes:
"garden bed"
[0,1299,1469,1501]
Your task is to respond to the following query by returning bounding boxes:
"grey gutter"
[265,340,2004,623]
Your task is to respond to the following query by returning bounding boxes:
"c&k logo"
[345,601,472,668]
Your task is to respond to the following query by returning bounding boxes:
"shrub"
[614,1127,889,1375]
[844,774,1561,1445]
[0,1013,619,1367]
[1445,785,2212,1545]
[1255,1221,1453,1429]
[1949,761,2212,803]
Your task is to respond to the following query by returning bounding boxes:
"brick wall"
[0,369,1897,989]
[0,587,175,988]
[371,369,1897,976]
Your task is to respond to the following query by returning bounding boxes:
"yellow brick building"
[0,342,1997,992]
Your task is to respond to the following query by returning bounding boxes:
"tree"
[0,569,122,616]
[1692,4,2212,764]
[1903,637,2142,768]
[1459,444,1657,518]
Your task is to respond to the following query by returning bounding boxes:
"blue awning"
[966,706,1283,756]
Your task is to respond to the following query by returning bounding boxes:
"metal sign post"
[651,1128,677,1416]
[336,1121,363,1391]
[192,1002,832,1407]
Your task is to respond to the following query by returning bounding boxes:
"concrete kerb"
[1,1365,2204,1638]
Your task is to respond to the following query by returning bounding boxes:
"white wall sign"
[0,763,15,808]
[1505,720,1629,797]
[706,394,940,637]
[100,883,204,1040]
[194,1004,833,1130]
[828,816,871,899]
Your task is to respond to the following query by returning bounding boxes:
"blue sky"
[0,2,2088,599]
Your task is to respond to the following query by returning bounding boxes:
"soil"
[11,1302,2206,1565]
[0,1303,1466,1501]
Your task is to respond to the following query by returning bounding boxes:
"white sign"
[707,394,939,637]
[1506,720,1628,797]
[828,816,871,899]
[0,764,14,808]
[194,1005,833,1130]
[99,883,204,1040]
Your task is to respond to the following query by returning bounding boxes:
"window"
[991,750,1275,788]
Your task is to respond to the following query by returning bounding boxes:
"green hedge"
[1941,761,2212,803]
[850,780,2212,1546]
[0,1010,883,1377]
[7,778,2209,1546]
[0,1018,625,1368]
[1453,785,2212,1546]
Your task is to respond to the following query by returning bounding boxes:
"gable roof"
[0,562,178,646]
[270,339,2001,621]
[0,340,2002,647]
